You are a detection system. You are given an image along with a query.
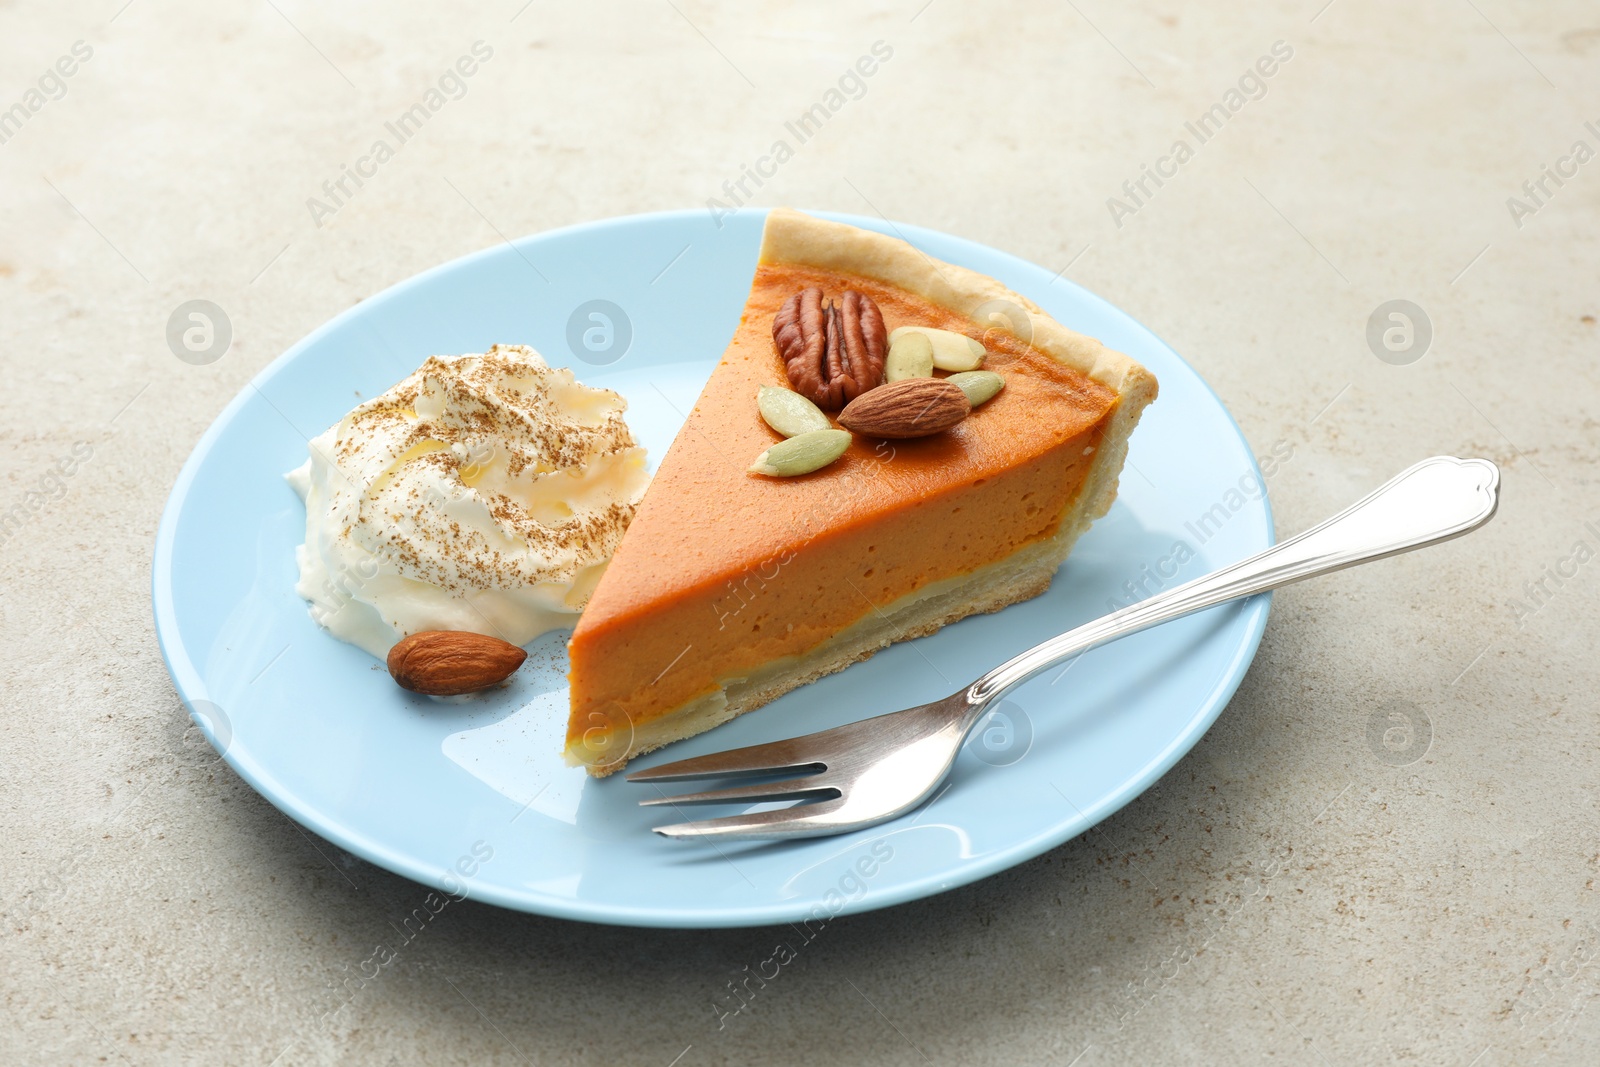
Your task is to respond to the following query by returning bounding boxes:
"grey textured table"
[4,2,1598,1064]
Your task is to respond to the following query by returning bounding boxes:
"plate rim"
[152,207,1273,928]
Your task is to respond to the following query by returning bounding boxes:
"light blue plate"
[152,209,1272,928]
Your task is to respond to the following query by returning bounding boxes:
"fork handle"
[965,456,1500,707]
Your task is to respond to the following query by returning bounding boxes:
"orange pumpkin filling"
[565,261,1120,772]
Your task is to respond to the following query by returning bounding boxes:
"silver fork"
[628,456,1501,841]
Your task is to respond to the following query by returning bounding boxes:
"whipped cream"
[288,344,648,658]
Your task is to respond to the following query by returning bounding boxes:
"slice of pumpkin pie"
[565,208,1157,775]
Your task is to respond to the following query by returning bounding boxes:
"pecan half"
[772,288,887,409]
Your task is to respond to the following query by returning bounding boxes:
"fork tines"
[626,736,842,837]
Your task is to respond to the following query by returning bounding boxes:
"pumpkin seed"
[947,370,1005,407]
[748,428,852,477]
[757,385,831,437]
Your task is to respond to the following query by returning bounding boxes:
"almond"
[837,377,970,439]
[888,326,986,371]
[387,630,527,695]
[884,331,935,382]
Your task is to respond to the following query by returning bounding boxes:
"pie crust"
[564,209,1158,775]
